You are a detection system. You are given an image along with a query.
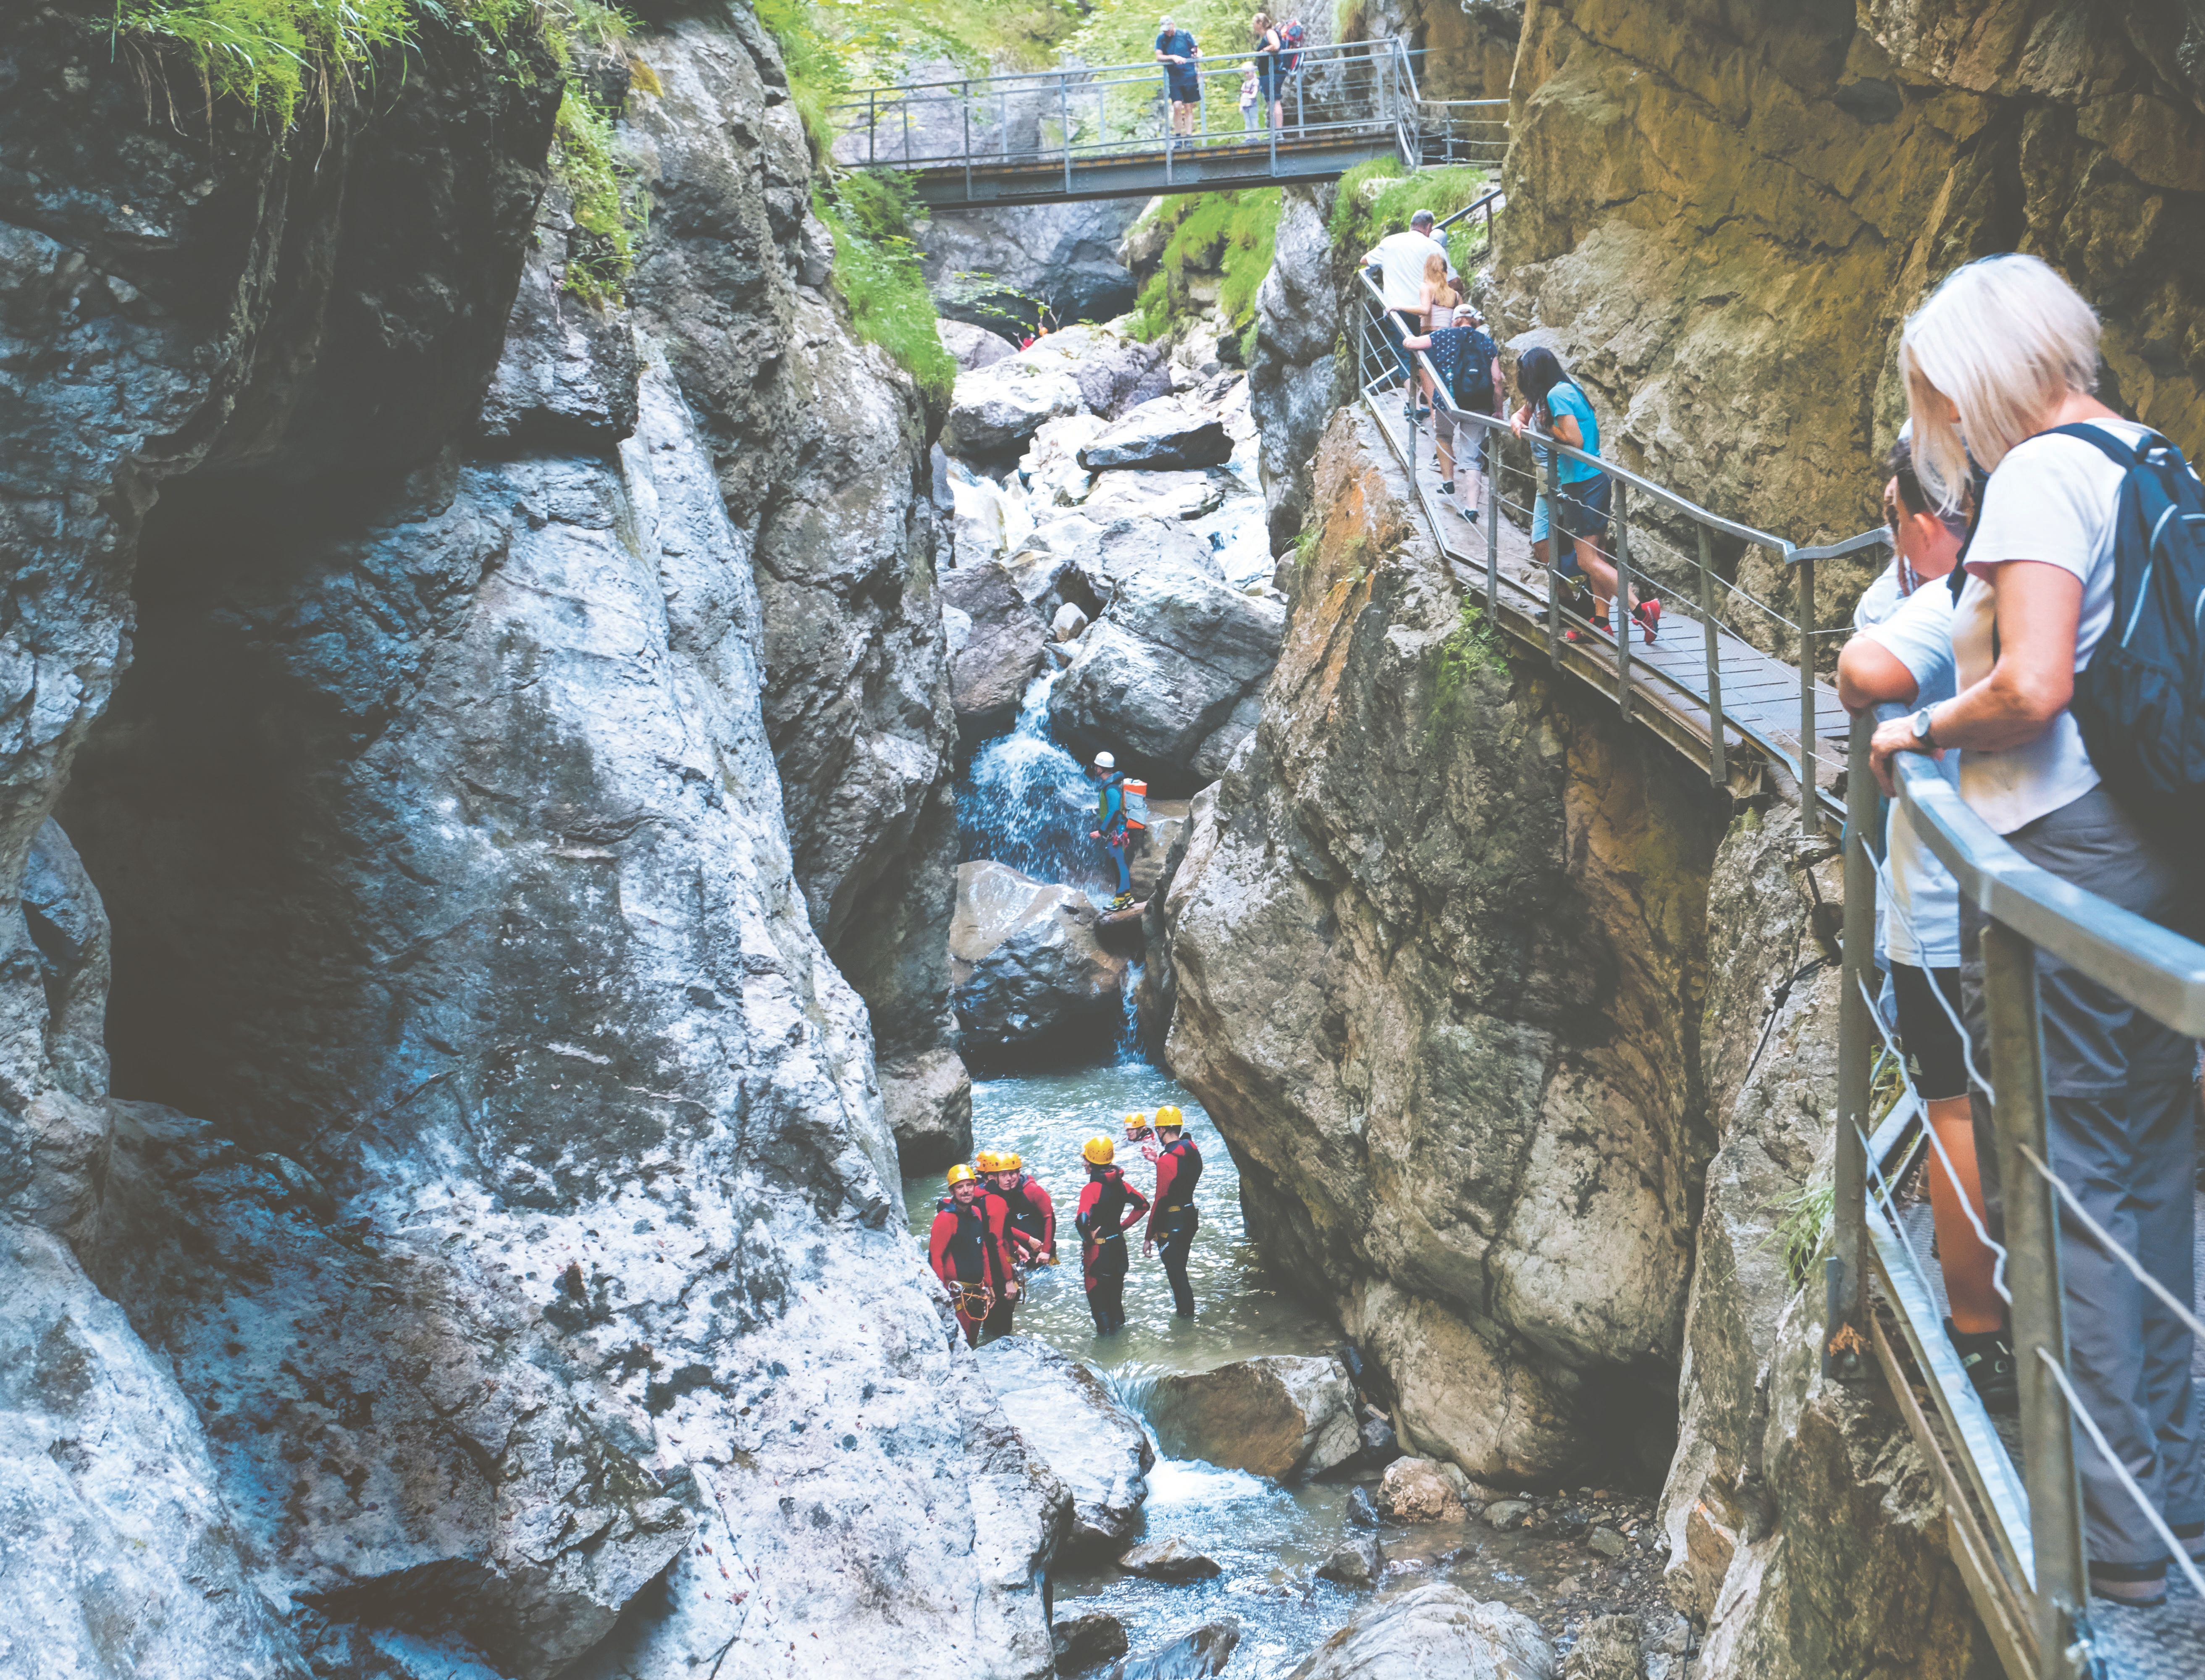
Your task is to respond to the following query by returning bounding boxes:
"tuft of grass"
[1330,160,1490,264]
[1764,1179,1836,1293]
[1429,593,1503,732]
[814,171,957,405]
[1128,188,1281,341]
[552,81,638,304]
[114,0,417,126]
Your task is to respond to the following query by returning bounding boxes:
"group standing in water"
[925,1108,1205,1346]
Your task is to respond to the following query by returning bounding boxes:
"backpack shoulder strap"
[2038,421,2154,468]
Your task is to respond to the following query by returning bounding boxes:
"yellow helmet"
[945,1163,977,1187]
[974,1149,1003,1173]
[997,1152,1022,1172]
[1155,1105,1185,1130]
[1123,1111,1149,1134]
[1083,1135,1116,1165]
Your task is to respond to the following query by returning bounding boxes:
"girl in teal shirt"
[1510,348,1659,643]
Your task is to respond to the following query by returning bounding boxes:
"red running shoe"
[1633,597,1662,644]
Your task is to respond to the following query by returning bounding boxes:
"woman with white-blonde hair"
[1871,251,2205,1608]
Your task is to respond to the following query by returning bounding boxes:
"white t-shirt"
[1948,420,2138,834]
[1367,231,1445,311]
[1858,571,1961,969]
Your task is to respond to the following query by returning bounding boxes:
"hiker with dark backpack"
[1399,294,1501,519]
[1870,252,2205,1610]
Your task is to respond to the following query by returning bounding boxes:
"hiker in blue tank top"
[1509,347,1659,645]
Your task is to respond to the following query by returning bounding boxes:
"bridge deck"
[898,125,1410,209]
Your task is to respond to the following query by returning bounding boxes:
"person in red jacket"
[992,1152,1057,1267]
[1144,1105,1203,1318]
[972,1150,1027,1340]
[1075,1135,1150,1334]
[929,1163,1013,1347]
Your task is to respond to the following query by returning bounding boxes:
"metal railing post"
[1060,73,1072,193]
[1612,477,1633,719]
[902,99,911,164]
[868,88,877,164]
[1981,919,2092,1679]
[1699,526,1726,788]
[962,83,971,201]
[1545,445,1562,671]
[1795,546,1817,835]
[1829,709,1875,1379]
[1484,423,1499,613]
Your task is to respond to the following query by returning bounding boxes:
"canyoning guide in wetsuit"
[1086,751,1141,912]
[929,1163,1015,1347]
[991,1153,1057,1268]
[971,1151,1027,1340]
[1074,1135,1150,1334]
[1144,1106,1203,1318]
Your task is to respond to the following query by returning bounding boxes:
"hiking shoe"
[2090,1562,2168,1607]
[1437,480,1454,496]
[1564,618,1612,643]
[1633,596,1663,645]
[1463,507,1480,525]
[1944,1318,2019,1415]
[1108,891,1137,911]
[2174,1519,2205,1562]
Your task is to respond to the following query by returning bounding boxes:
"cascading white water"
[957,667,1114,895]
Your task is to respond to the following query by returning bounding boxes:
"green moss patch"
[1328,160,1491,263]
[813,171,957,406]
[1128,188,1281,342]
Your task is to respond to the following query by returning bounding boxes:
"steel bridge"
[1353,275,2205,1680]
[831,38,1506,210]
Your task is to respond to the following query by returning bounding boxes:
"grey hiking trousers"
[1961,785,2204,1568]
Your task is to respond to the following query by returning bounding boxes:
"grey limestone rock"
[1248,186,1340,554]
[1147,1354,1362,1481]
[921,197,1143,336]
[942,561,1049,743]
[1056,1609,1132,1675]
[1077,337,1176,420]
[950,862,1129,1059]
[1316,1533,1383,1589]
[1051,567,1286,793]
[1380,1457,1468,1524]
[1560,1616,1644,1680]
[1110,1617,1242,1679]
[1076,467,1237,524]
[940,316,1018,371]
[1008,514,1218,617]
[1286,1584,1554,1680]
[1078,395,1235,472]
[977,1336,1155,1554]
[1118,1536,1223,1583]
[945,345,1088,459]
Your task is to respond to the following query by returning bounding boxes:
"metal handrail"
[1352,265,1859,832]
[1837,728,2205,1678]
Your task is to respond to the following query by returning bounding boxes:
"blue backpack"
[2049,424,2205,830]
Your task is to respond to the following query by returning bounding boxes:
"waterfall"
[957,668,1109,892]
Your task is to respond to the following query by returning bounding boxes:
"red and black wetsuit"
[977,1186,1024,1340]
[1001,1173,1057,1262]
[1147,1135,1204,1317]
[1076,1165,1150,1334]
[929,1192,1009,1347]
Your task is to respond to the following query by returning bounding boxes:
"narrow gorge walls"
[3,7,1055,1676]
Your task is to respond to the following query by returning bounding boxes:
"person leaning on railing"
[1251,12,1286,132]
[1869,252,2205,1609]
[1837,435,2015,1415]
[1364,210,1446,416]
[1155,16,1203,138]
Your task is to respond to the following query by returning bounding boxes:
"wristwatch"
[1911,705,1939,749]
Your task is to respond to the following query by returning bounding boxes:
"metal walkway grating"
[1896,1194,2205,1676]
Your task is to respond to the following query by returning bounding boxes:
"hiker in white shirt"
[1871,252,2203,1607]
[1363,210,1445,412]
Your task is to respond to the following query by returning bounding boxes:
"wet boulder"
[1316,1533,1383,1589]
[938,317,1016,372]
[1078,394,1235,472]
[1111,1618,1242,1679]
[1056,1610,1132,1675]
[1147,1354,1362,1481]
[1007,515,1218,619]
[944,346,1085,459]
[1380,1456,1468,1523]
[975,1337,1154,1554]
[1020,414,1108,508]
[950,862,1128,1058]
[1560,1615,1644,1680]
[941,562,1047,742]
[1078,338,1175,419]
[1078,467,1237,524]
[1050,567,1286,791]
[1120,1536,1223,1583]
[1288,1585,1555,1680]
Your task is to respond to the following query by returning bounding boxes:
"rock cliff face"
[1166,409,1726,1486]
[3,8,1053,1677]
[1495,0,2205,648]
[1163,409,1998,1670]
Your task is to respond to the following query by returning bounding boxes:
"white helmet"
[1092,751,1116,771]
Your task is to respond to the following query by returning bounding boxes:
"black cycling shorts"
[1890,962,1967,1102]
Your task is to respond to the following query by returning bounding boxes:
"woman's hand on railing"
[1867,713,1942,796]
